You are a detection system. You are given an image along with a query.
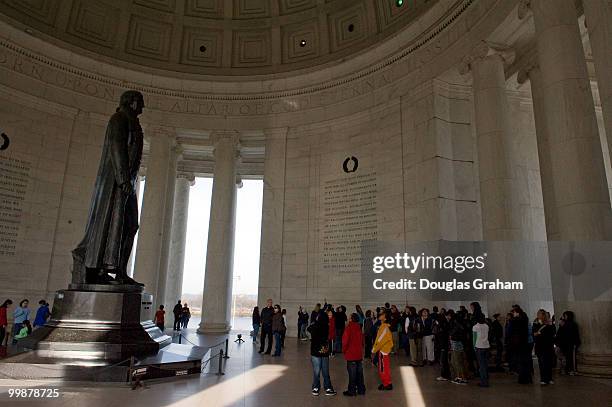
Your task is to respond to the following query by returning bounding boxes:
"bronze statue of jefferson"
[72,90,145,286]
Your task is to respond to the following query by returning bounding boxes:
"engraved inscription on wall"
[0,156,30,256]
[322,172,378,274]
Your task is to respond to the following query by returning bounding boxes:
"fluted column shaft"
[134,128,177,305]
[155,146,179,305]
[531,0,611,240]
[518,63,559,240]
[461,42,549,317]
[528,0,612,377]
[462,44,524,241]
[165,173,195,306]
[198,132,240,334]
[583,0,612,182]
[257,128,288,308]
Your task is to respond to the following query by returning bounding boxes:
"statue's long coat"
[72,110,143,282]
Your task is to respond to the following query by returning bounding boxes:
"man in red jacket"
[342,313,366,396]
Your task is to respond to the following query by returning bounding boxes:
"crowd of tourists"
[0,299,51,346]
[0,296,195,348]
[252,299,581,396]
[251,299,288,357]
[155,300,191,331]
[2,294,581,398]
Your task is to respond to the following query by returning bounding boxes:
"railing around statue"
[172,332,230,359]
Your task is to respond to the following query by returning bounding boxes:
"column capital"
[171,144,184,160]
[210,130,240,147]
[458,41,515,75]
[518,0,531,20]
[210,130,241,160]
[516,57,540,85]
[177,172,196,186]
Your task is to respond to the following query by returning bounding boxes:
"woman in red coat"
[0,299,13,346]
[327,309,336,356]
[342,313,366,396]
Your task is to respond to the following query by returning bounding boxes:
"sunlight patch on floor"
[165,364,288,407]
[399,366,427,407]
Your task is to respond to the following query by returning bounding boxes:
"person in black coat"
[436,313,451,381]
[533,309,556,384]
[272,305,286,356]
[364,310,375,358]
[334,306,347,353]
[491,313,504,371]
[555,310,580,375]
[308,310,336,395]
[172,300,182,331]
[252,306,261,344]
[298,306,309,340]
[258,299,275,354]
[399,306,410,357]
[457,310,477,374]
[509,306,532,384]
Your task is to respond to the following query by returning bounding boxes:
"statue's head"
[118,90,145,116]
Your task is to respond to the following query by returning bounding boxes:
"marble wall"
[261,77,554,334]
[0,90,105,303]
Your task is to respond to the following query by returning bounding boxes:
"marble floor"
[0,328,611,407]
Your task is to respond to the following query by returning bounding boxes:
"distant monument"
[72,90,145,286]
[19,91,171,363]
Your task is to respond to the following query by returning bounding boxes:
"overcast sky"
[181,178,263,295]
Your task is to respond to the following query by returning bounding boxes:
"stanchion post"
[217,350,225,375]
[179,333,182,344]
[224,338,229,359]
[128,356,135,383]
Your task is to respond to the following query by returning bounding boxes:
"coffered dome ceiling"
[0,0,442,76]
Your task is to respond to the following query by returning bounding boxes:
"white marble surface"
[165,174,194,307]
[199,133,240,334]
[134,129,175,300]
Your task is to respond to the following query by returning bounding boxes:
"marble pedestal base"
[20,287,172,361]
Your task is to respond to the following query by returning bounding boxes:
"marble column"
[198,131,241,334]
[460,42,545,317]
[134,128,176,305]
[156,145,180,306]
[583,0,612,173]
[257,128,288,306]
[165,173,195,307]
[459,42,520,240]
[517,61,559,240]
[525,0,612,376]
